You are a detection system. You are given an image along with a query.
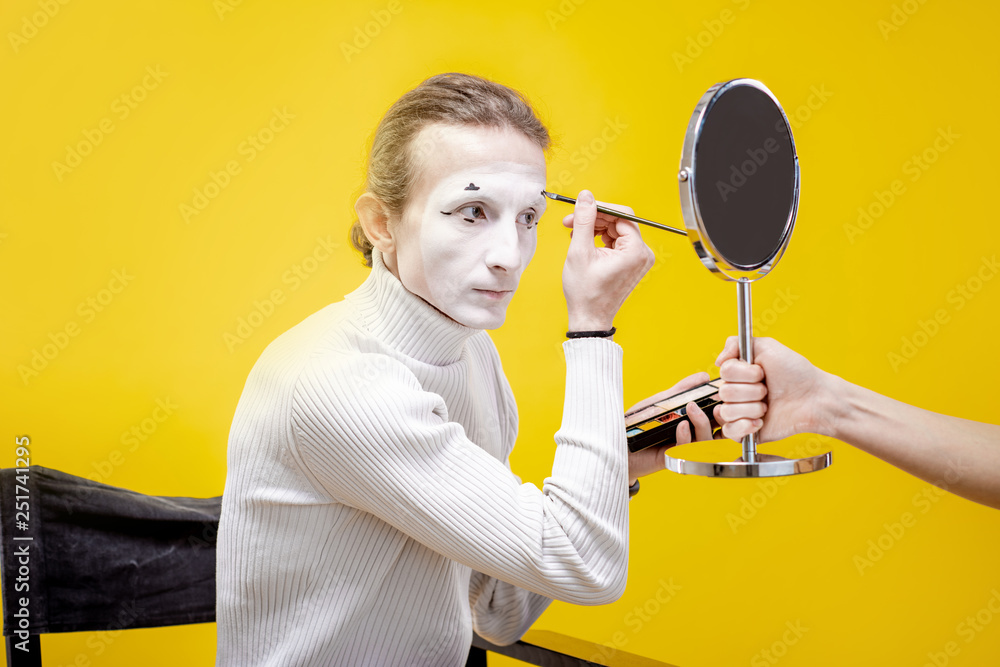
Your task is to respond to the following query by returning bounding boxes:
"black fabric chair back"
[0,466,219,665]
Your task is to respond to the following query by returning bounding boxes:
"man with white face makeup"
[216,73,763,666]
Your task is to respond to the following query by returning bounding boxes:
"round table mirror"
[668,78,831,478]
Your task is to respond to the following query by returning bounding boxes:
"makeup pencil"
[541,191,687,236]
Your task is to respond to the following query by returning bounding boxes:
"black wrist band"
[566,326,616,339]
[628,479,640,498]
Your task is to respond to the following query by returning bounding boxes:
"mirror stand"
[737,277,758,464]
[663,278,832,478]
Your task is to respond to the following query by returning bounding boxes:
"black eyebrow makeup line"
[464,182,480,190]
[439,209,476,222]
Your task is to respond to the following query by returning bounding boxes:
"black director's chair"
[0,466,218,666]
[0,467,675,667]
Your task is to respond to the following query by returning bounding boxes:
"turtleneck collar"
[345,248,479,366]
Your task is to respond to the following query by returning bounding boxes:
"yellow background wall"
[3,0,999,665]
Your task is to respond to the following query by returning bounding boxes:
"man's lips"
[473,288,514,299]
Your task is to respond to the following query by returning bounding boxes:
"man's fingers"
[565,213,621,233]
[719,358,764,383]
[714,402,768,426]
[717,401,767,423]
[722,418,764,441]
[718,381,768,403]
[601,217,643,251]
[569,190,597,252]
[671,371,711,395]
[593,200,635,238]
[687,402,713,442]
[593,199,634,216]
[675,419,692,445]
[605,219,621,240]
[715,336,740,367]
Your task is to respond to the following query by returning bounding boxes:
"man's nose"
[484,220,522,272]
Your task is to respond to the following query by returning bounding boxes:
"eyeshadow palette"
[625,378,723,453]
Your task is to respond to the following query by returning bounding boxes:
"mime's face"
[385,124,547,330]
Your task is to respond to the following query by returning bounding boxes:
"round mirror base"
[663,450,832,478]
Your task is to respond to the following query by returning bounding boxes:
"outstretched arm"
[715,336,1000,510]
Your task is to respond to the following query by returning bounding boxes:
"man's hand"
[714,336,837,442]
[627,372,715,484]
[562,190,655,332]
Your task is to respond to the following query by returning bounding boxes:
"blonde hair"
[350,73,551,266]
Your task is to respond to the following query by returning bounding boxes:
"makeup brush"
[541,190,687,236]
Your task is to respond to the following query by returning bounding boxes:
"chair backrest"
[0,466,220,645]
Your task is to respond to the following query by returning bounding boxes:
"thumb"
[569,190,597,253]
[715,336,740,367]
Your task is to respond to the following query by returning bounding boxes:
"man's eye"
[457,205,487,221]
[517,211,537,228]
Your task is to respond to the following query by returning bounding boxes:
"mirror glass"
[688,82,797,273]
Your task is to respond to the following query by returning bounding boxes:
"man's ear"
[355,193,395,254]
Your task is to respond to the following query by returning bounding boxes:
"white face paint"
[386,124,547,330]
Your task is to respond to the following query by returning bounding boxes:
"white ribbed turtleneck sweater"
[216,250,630,666]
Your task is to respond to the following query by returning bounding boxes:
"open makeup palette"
[624,378,723,453]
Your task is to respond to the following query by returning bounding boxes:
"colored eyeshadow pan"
[657,411,683,423]
[624,404,663,428]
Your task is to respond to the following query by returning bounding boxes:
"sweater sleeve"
[467,458,553,646]
[289,337,629,607]
[468,567,553,646]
